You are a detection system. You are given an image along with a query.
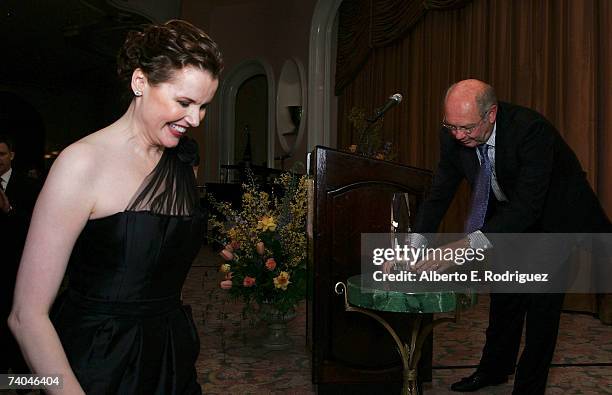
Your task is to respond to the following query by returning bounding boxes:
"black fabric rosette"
[176,136,200,167]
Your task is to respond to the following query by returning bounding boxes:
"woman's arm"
[8,142,97,395]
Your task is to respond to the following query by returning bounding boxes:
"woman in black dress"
[9,20,222,394]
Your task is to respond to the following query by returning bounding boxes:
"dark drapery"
[335,0,612,236]
[335,0,471,94]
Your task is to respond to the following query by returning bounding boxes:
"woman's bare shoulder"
[53,141,99,176]
[46,128,124,196]
[54,127,120,172]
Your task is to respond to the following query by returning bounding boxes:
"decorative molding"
[307,0,343,151]
[218,59,276,173]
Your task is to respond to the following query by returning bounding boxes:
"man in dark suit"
[0,134,41,375]
[410,80,610,394]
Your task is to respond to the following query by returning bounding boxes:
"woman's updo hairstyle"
[117,19,223,88]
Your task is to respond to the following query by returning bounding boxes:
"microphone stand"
[356,105,386,156]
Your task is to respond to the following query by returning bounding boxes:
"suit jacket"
[413,102,610,234]
[2,171,40,242]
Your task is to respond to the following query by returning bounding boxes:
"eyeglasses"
[442,108,492,135]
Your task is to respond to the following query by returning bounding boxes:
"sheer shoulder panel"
[127,137,200,216]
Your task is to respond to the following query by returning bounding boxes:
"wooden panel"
[308,147,433,389]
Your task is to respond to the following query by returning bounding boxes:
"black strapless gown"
[52,211,203,395]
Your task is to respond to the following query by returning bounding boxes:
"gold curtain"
[336,0,612,234]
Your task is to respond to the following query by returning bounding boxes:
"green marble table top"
[346,274,477,313]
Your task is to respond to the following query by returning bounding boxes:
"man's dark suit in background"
[412,80,610,394]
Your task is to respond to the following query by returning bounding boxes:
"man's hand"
[413,257,455,273]
[413,238,471,273]
[382,260,397,274]
[0,188,11,213]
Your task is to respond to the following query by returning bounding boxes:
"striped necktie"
[465,144,492,233]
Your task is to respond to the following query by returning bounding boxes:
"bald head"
[443,79,498,147]
[445,79,496,116]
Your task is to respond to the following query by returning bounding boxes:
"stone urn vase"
[259,302,297,350]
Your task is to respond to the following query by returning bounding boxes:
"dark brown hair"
[0,134,15,152]
[117,19,223,88]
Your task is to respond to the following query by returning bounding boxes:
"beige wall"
[181,0,318,182]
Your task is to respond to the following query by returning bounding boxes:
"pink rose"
[230,240,240,250]
[265,258,276,271]
[256,241,265,255]
[220,280,232,290]
[243,276,256,287]
[219,249,234,261]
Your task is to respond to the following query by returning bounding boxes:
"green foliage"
[347,106,396,160]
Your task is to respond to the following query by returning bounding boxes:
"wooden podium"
[307,147,433,394]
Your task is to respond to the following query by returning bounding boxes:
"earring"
[134,90,142,97]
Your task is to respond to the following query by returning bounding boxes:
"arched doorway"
[218,59,275,181]
[234,74,268,167]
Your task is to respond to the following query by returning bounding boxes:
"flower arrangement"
[209,172,308,314]
[346,106,395,160]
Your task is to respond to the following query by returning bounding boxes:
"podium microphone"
[369,93,403,122]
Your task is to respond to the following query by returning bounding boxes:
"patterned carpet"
[183,246,612,395]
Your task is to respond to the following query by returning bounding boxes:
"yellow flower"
[220,263,231,273]
[273,271,291,290]
[257,216,277,232]
[228,227,238,241]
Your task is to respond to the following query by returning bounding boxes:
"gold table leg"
[335,282,466,395]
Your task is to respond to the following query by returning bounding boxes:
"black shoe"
[450,371,508,392]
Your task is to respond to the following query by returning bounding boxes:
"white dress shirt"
[1,167,12,190]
